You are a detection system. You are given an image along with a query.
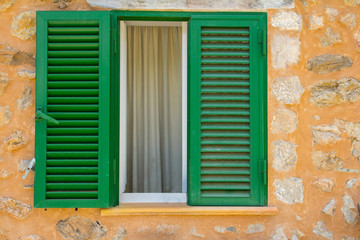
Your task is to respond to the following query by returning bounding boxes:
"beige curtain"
[126,26,182,193]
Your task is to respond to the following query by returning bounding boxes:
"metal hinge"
[257,30,267,56]
[259,159,267,185]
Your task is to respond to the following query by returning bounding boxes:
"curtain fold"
[126,26,182,193]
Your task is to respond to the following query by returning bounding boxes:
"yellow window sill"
[101,203,278,216]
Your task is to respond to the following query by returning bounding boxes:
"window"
[34,11,267,208]
[119,21,188,203]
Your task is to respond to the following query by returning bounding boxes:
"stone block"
[340,13,356,29]
[312,151,341,171]
[0,197,32,219]
[313,221,333,240]
[0,0,16,12]
[271,10,302,31]
[0,72,11,97]
[0,105,11,127]
[309,15,324,30]
[346,178,358,189]
[2,131,27,152]
[341,195,358,225]
[17,69,35,80]
[325,7,338,21]
[274,177,304,204]
[322,199,336,216]
[313,178,335,192]
[272,34,301,69]
[270,227,288,240]
[312,125,341,145]
[310,77,360,107]
[272,76,304,104]
[112,227,126,240]
[306,55,353,74]
[157,224,178,235]
[17,235,43,240]
[271,109,298,134]
[247,223,264,234]
[11,11,36,41]
[17,87,33,110]
[56,215,107,240]
[190,227,205,238]
[272,140,297,172]
[320,28,341,47]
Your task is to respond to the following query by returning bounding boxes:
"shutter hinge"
[257,30,267,56]
[259,159,267,185]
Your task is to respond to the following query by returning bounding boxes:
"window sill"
[101,203,278,216]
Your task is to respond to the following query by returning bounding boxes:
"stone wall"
[0,0,359,239]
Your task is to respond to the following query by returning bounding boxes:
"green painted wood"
[201,132,250,138]
[46,167,98,174]
[47,143,99,151]
[201,43,249,50]
[47,97,99,104]
[201,51,250,57]
[201,95,250,101]
[201,88,250,94]
[48,35,100,43]
[47,74,99,81]
[47,66,99,73]
[46,183,99,190]
[201,66,250,71]
[201,58,250,64]
[201,102,250,108]
[201,162,251,167]
[46,192,98,199]
[47,136,98,143]
[47,105,99,112]
[201,116,250,123]
[47,112,99,120]
[48,58,99,65]
[46,152,98,159]
[48,27,99,35]
[48,20,99,27]
[47,89,99,97]
[188,14,267,206]
[48,51,99,58]
[47,128,98,135]
[201,176,251,182]
[46,175,98,182]
[46,159,98,166]
[48,82,99,89]
[201,28,249,35]
[48,43,99,50]
[201,154,250,160]
[35,11,113,208]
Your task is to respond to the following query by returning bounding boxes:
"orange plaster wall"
[0,0,359,239]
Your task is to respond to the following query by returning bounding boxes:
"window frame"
[118,20,188,203]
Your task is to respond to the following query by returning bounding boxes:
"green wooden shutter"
[188,14,267,206]
[34,11,115,208]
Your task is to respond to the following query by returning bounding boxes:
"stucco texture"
[0,0,360,239]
